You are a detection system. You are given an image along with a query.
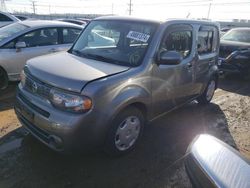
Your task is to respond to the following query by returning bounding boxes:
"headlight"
[49,88,92,113]
[20,70,26,87]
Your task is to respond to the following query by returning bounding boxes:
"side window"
[161,29,192,59]
[62,28,81,44]
[198,27,216,55]
[17,28,59,47]
[0,13,12,21]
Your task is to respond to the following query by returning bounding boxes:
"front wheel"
[104,107,145,156]
[0,68,8,90]
[197,79,216,105]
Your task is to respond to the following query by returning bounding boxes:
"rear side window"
[62,28,81,44]
[17,28,59,47]
[198,26,217,55]
[0,13,12,21]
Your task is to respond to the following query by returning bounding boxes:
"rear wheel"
[104,107,145,156]
[0,68,8,90]
[197,78,216,105]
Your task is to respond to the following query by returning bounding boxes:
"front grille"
[24,72,51,100]
[17,110,50,144]
[18,92,50,118]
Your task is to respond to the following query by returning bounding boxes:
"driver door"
[152,24,196,117]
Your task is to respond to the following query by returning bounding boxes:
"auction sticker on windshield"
[127,31,150,43]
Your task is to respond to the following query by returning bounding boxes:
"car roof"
[20,20,82,28]
[94,16,219,28]
[94,16,161,24]
[229,27,250,31]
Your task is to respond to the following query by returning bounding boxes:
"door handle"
[209,60,214,66]
[49,48,58,53]
[187,62,193,68]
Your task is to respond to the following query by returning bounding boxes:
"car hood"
[26,52,130,92]
[220,40,250,58]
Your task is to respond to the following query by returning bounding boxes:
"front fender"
[209,65,219,88]
[108,85,151,123]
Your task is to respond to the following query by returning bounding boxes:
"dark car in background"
[218,28,250,78]
[14,15,30,21]
[76,18,91,23]
[57,19,87,27]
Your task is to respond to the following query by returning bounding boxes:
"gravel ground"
[0,77,249,188]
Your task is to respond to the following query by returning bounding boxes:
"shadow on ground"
[0,101,236,188]
[0,83,17,112]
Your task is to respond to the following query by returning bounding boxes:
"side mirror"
[158,51,183,65]
[15,41,26,49]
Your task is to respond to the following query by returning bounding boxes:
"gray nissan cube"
[15,16,220,155]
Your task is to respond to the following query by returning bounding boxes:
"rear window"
[0,23,28,43]
[0,13,12,21]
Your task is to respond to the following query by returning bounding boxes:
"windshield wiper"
[71,49,82,56]
[71,50,130,66]
[81,52,128,66]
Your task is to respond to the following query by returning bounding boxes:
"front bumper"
[15,85,110,152]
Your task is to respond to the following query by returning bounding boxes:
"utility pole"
[207,3,211,19]
[0,0,10,12]
[207,0,213,20]
[49,4,51,15]
[111,3,114,15]
[128,0,132,15]
[31,1,36,14]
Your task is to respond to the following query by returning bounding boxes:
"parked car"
[0,20,82,89]
[14,15,30,21]
[15,16,220,155]
[76,18,91,23]
[57,19,86,27]
[219,28,250,78]
[220,27,231,37]
[0,11,20,28]
[185,134,250,188]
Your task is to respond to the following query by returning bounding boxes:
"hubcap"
[206,80,215,101]
[115,116,141,151]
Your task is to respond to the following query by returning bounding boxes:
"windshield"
[222,29,250,43]
[71,20,158,67]
[0,23,28,43]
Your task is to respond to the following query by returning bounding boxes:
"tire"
[197,78,216,105]
[104,107,145,156]
[0,68,8,90]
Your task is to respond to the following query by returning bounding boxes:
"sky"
[4,0,250,21]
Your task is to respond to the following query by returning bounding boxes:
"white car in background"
[0,11,20,28]
[0,20,82,89]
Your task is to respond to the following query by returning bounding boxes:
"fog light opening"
[48,135,63,149]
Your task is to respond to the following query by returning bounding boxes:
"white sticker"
[127,31,150,43]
